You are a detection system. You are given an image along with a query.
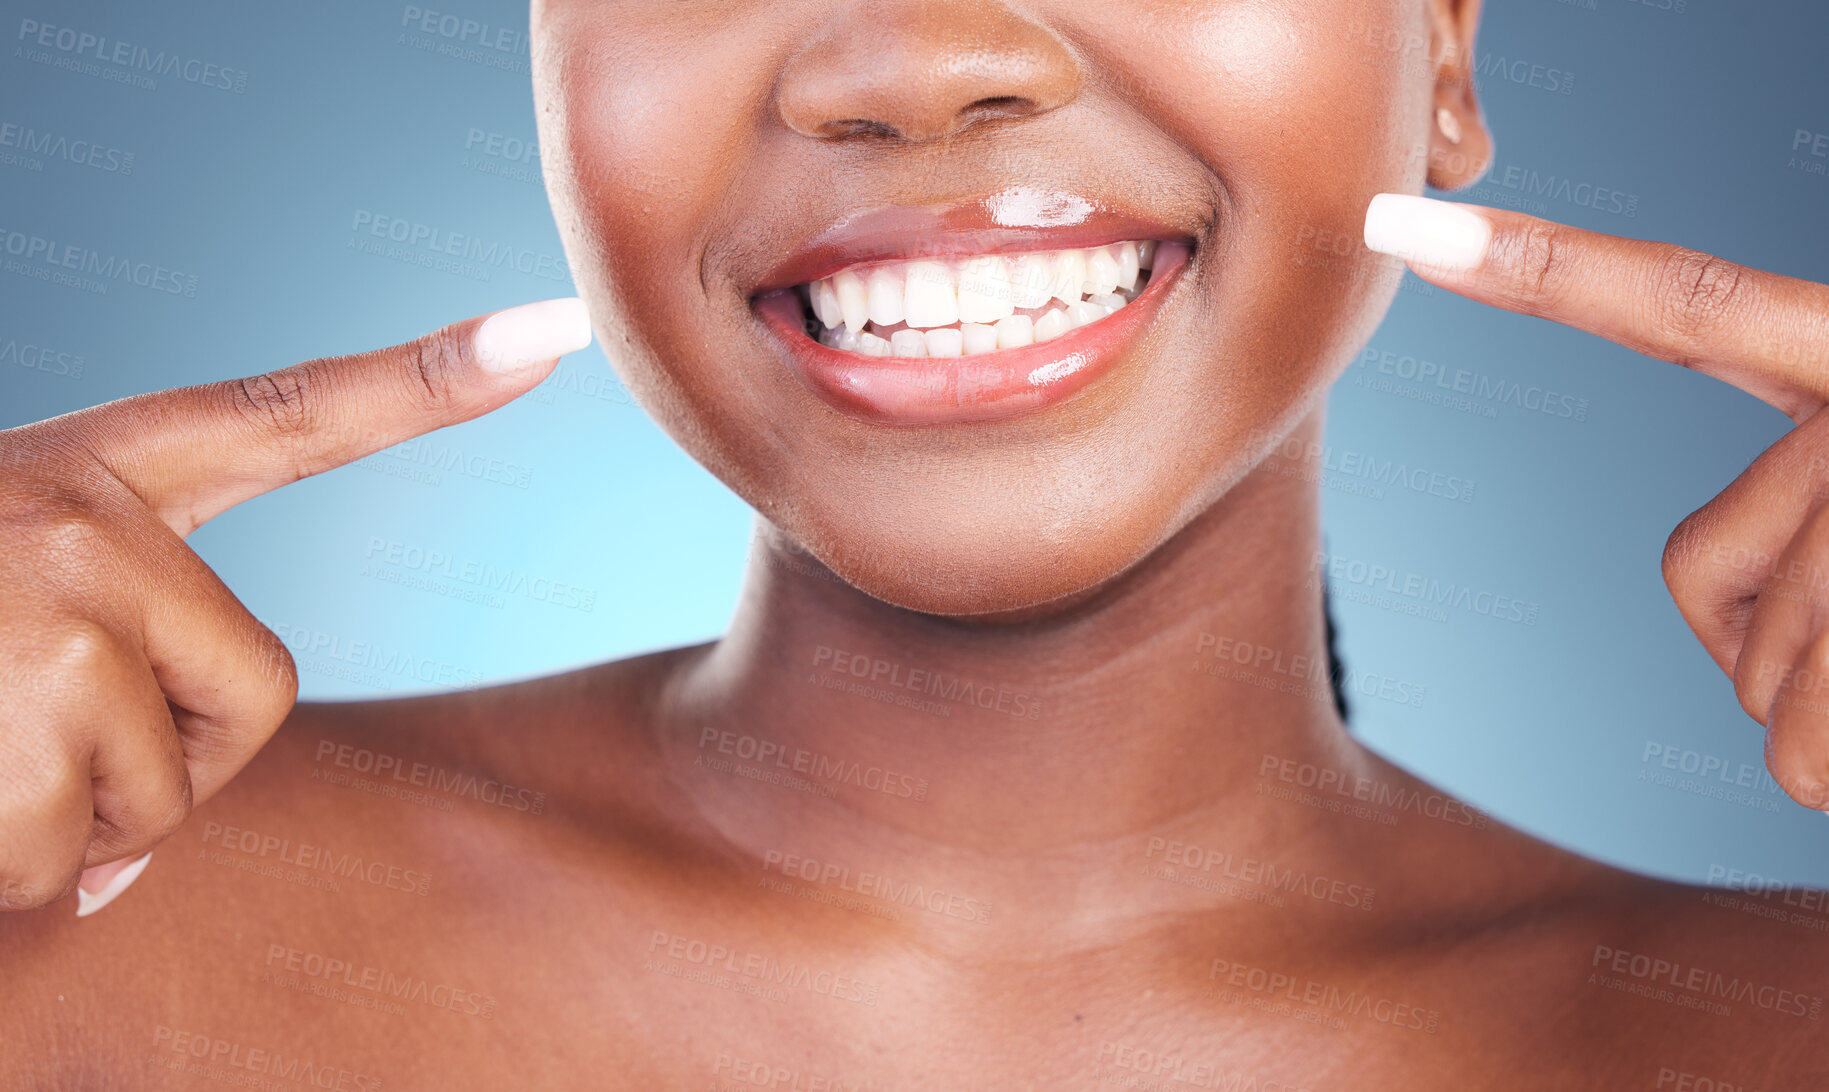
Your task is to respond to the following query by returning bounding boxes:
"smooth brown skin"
[4,0,1829,1087]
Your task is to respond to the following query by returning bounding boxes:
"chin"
[798,520,1140,619]
[767,441,1242,621]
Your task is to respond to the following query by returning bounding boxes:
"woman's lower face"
[530,0,1459,616]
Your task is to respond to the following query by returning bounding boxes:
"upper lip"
[748,195,1197,298]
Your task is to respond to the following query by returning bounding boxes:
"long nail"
[1363,193,1492,272]
[76,852,152,918]
[474,297,594,374]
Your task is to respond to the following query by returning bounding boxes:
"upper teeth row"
[805,240,1161,332]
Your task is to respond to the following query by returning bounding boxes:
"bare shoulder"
[1621,869,1829,1037]
[0,643,708,1089]
[259,639,706,827]
[1450,852,1829,1086]
[1323,766,1829,1087]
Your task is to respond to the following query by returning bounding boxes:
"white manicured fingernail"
[1363,194,1492,272]
[474,297,593,374]
[76,852,152,918]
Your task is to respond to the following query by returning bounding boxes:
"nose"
[777,0,1081,143]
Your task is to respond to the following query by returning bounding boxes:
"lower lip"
[755,244,1191,427]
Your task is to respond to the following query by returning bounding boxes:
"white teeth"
[1115,241,1140,292]
[1048,249,1088,306]
[865,266,905,327]
[961,323,999,356]
[1033,308,1070,343]
[995,314,1034,349]
[956,257,1014,324]
[812,279,842,328]
[1008,254,1053,309]
[818,324,867,349]
[1085,247,1121,297]
[796,237,1175,355]
[834,271,869,333]
[902,261,959,328]
[889,329,928,357]
[925,327,963,357]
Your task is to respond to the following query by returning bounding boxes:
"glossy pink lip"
[755,239,1191,427]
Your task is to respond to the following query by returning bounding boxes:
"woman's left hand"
[1363,194,1829,809]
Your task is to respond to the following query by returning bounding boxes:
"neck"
[664,412,1378,864]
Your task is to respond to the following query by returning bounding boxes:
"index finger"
[1363,195,1829,420]
[23,297,593,537]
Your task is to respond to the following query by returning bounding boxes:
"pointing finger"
[25,297,593,538]
[1364,195,1829,421]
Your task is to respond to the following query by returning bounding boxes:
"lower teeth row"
[807,272,1150,358]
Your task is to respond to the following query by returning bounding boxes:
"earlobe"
[1435,106,1463,146]
[1426,98,1493,191]
[1425,0,1493,191]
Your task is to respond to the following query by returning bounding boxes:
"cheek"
[1170,3,1309,91]
[535,13,786,428]
[1120,1,1430,219]
[539,44,712,297]
[535,11,774,313]
[1145,1,1429,376]
[1064,2,1433,506]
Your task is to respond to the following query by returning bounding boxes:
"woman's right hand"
[0,297,592,916]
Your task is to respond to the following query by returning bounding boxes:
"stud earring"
[1436,107,1463,145]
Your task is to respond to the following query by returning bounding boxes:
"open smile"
[751,204,1195,426]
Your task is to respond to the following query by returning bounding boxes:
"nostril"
[822,118,904,140]
[777,4,1080,144]
[819,101,1030,142]
[968,95,1033,117]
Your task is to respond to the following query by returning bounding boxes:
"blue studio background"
[3,0,1827,889]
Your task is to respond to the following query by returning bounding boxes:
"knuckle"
[230,368,317,442]
[1732,647,1779,724]
[33,616,128,680]
[1506,217,1571,302]
[251,625,301,725]
[1660,510,1710,599]
[1774,508,1829,611]
[0,766,90,910]
[0,871,77,911]
[0,619,128,739]
[1732,678,1767,726]
[1773,632,1829,711]
[160,774,196,834]
[1767,636,1829,806]
[95,775,193,851]
[403,327,468,413]
[1654,247,1746,360]
[1659,510,1757,649]
[1,492,118,562]
[139,783,194,846]
[0,732,88,808]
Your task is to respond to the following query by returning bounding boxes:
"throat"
[655,437,1360,864]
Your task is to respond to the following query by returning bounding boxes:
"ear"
[1426,0,1492,190]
